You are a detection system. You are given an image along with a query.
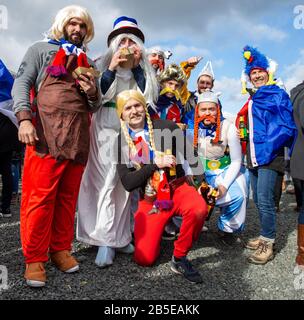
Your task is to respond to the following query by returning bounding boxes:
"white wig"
[48,5,94,45]
[97,33,159,104]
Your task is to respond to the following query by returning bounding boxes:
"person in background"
[0,59,20,218]
[77,16,158,268]
[290,80,304,271]
[236,45,297,264]
[116,89,208,283]
[12,5,101,287]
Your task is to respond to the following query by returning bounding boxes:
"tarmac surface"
[0,191,303,300]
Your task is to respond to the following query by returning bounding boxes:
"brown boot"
[24,262,46,287]
[247,240,274,264]
[296,224,304,266]
[50,250,79,273]
[245,237,262,250]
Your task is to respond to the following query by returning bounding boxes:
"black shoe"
[162,230,178,241]
[0,208,12,218]
[218,230,240,246]
[170,256,203,283]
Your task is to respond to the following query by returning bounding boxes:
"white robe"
[76,67,138,248]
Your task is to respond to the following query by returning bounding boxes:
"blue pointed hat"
[243,45,269,76]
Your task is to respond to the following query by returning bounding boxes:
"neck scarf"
[46,38,90,77]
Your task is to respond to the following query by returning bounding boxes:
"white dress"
[76,68,140,247]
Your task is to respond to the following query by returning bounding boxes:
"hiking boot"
[170,256,203,284]
[24,262,46,287]
[50,250,79,273]
[245,237,262,250]
[247,240,274,265]
[0,208,12,218]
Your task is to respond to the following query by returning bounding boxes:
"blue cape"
[251,85,297,165]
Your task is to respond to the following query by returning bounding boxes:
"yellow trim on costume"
[179,61,195,105]
[266,72,277,85]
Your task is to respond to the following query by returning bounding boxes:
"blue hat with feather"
[243,45,269,76]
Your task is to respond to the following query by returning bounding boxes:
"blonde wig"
[117,90,157,169]
[48,5,94,45]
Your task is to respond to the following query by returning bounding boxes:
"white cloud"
[213,76,248,115]
[213,59,224,68]
[283,49,304,93]
[250,24,287,42]
[0,35,30,71]
[208,9,288,43]
[162,44,210,66]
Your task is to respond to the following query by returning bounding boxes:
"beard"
[64,30,85,47]
[201,115,216,126]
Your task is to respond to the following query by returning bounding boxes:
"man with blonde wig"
[12,5,101,287]
[115,89,208,284]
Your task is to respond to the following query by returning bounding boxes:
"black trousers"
[0,151,13,211]
[274,172,284,208]
[293,178,303,208]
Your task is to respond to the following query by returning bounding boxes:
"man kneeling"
[116,90,208,284]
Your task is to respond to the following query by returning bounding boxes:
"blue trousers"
[249,168,278,240]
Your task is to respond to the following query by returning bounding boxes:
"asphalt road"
[0,192,303,300]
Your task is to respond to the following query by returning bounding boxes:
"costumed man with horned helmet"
[149,63,187,130]
[184,90,248,245]
[116,89,208,283]
[236,45,297,264]
[146,46,172,75]
[12,5,102,287]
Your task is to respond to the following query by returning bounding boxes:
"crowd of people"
[0,5,303,288]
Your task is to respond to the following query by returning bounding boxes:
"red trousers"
[134,183,208,266]
[20,146,84,263]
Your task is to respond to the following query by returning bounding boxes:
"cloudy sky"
[0,0,303,115]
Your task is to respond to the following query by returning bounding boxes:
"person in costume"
[12,5,101,287]
[149,63,187,128]
[183,60,216,116]
[76,16,158,268]
[184,90,247,245]
[236,45,297,264]
[147,46,172,75]
[116,89,208,283]
[290,81,304,272]
[0,59,20,218]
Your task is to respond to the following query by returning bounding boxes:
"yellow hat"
[116,90,147,119]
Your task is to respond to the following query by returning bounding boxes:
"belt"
[200,154,231,171]
[104,101,116,108]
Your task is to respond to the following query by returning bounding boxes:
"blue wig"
[243,45,269,76]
